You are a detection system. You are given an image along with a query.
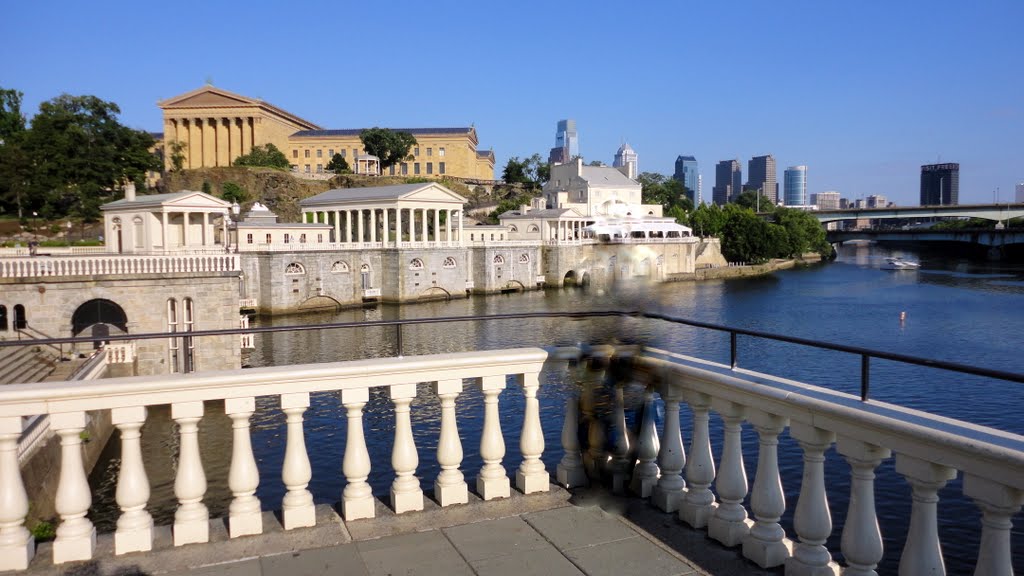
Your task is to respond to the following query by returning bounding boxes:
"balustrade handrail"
[0,310,1021,402]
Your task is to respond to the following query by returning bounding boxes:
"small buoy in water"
[899,311,907,322]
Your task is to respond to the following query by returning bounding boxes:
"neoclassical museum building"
[157,85,497,181]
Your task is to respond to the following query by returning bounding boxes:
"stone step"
[0,344,58,385]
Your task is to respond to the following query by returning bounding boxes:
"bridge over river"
[827,228,1024,259]
[813,202,1024,224]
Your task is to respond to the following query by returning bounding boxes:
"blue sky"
[2,0,1021,205]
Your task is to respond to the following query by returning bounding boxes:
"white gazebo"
[100,186,234,253]
[299,182,467,247]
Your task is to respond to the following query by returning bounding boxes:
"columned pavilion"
[299,183,466,247]
[100,186,233,254]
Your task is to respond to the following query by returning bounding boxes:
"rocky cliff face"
[161,168,473,223]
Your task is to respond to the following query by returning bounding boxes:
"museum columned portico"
[299,183,467,248]
[163,116,257,169]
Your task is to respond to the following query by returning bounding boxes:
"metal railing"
[2,310,1021,402]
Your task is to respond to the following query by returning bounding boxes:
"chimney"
[124,183,136,202]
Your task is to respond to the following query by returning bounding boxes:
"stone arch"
[409,258,424,270]
[285,262,305,275]
[331,260,350,273]
[418,287,451,301]
[580,271,591,286]
[501,280,526,293]
[298,295,342,311]
[527,224,540,233]
[71,298,128,338]
[563,270,577,286]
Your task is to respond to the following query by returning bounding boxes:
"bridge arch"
[297,296,341,311]
[501,280,526,293]
[563,270,577,286]
[72,299,128,337]
[418,287,451,301]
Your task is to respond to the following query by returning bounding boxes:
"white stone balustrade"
[0,254,239,278]
[629,385,660,498]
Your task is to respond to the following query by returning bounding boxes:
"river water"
[87,242,1024,574]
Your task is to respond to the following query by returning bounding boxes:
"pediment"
[164,192,233,209]
[401,184,468,204]
[160,87,258,109]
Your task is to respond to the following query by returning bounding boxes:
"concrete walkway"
[21,485,771,576]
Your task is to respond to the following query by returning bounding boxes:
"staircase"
[0,342,60,385]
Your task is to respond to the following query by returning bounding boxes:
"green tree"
[221,182,248,204]
[0,88,29,217]
[0,88,26,144]
[502,156,531,185]
[359,128,417,171]
[720,205,773,263]
[20,94,160,220]
[688,203,728,237]
[201,181,212,194]
[168,140,187,171]
[325,153,350,173]
[772,207,831,257]
[735,189,775,212]
[488,192,538,224]
[233,143,290,169]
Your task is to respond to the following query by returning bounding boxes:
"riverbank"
[669,253,824,282]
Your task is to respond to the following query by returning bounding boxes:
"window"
[527,224,540,233]
[390,165,396,175]
[284,234,290,244]
[341,150,347,158]
[304,164,310,173]
[427,147,432,157]
[443,257,456,269]
[519,253,530,263]
[490,234,494,241]
[414,163,420,175]
[360,263,371,289]
[300,234,307,243]
[183,298,195,373]
[316,164,323,173]
[304,150,310,158]
[167,299,179,373]
[246,233,253,244]
[427,163,433,175]
[493,255,504,264]
[316,149,322,158]
[352,148,357,158]
[331,261,350,273]
[328,149,334,156]
[266,233,272,243]
[439,162,445,175]
[0,305,7,331]
[401,163,408,175]
[293,149,298,159]
[317,234,323,243]
[409,258,424,270]
[414,147,420,156]
[439,147,445,157]
[285,262,305,275]
[509,225,518,233]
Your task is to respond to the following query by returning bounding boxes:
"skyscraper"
[920,163,959,205]
[747,155,778,204]
[1016,182,1024,203]
[548,119,579,164]
[673,155,699,205]
[713,160,742,205]
[613,143,638,179]
[783,165,808,206]
[811,191,840,210]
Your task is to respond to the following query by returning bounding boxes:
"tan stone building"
[158,86,496,180]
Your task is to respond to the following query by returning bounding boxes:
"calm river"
[88,242,1024,574]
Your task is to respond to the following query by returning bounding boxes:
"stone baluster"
[516,372,549,494]
[630,384,660,497]
[112,407,153,555]
[784,422,838,576]
[0,417,32,571]
[743,410,791,567]
[52,412,96,563]
[478,375,510,500]
[434,379,468,506]
[581,358,606,479]
[837,437,890,576]
[708,400,750,547]
[963,474,1023,576]
[281,392,315,528]
[896,454,956,576]
[610,377,632,494]
[557,392,587,488]
[390,383,423,513]
[172,401,208,546]
[679,391,716,528]
[226,397,261,537]
[652,384,685,513]
[341,388,374,520]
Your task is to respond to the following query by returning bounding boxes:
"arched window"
[13,304,26,330]
[519,253,530,263]
[285,262,305,275]
[527,224,540,233]
[360,263,372,289]
[443,257,456,269]
[183,298,195,373]
[0,305,7,331]
[331,261,350,273]
[409,258,424,270]
[71,298,128,337]
[656,255,665,266]
[508,225,518,233]
[493,255,505,265]
[167,299,179,373]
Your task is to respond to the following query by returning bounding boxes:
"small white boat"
[881,257,920,270]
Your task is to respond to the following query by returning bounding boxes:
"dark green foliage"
[168,141,187,171]
[11,93,160,220]
[30,521,56,542]
[0,88,26,143]
[734,189,775,212]
[233,143,290,169]
[325,153,350,173]
[638,172,692,223]
[488,192,538,224]
[201,181,212,194]
[221,182,247,204]
[501,153,547,189]
[689,203,831,264]
[359,128,417,171]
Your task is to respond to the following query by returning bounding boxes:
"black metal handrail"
[2,310,1022,401]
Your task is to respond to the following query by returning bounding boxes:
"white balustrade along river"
[86,242,1024,574]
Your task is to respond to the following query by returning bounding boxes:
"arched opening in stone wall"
[0,305,7,331]
[501,281,526,294]
[13,304,28,330]
[580,271,591,287]
[418,287,451,301]
[72,299,128,338]
[298,296,341,311]
[563,270,577,286]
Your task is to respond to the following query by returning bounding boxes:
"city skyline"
[1,1,1021,206]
